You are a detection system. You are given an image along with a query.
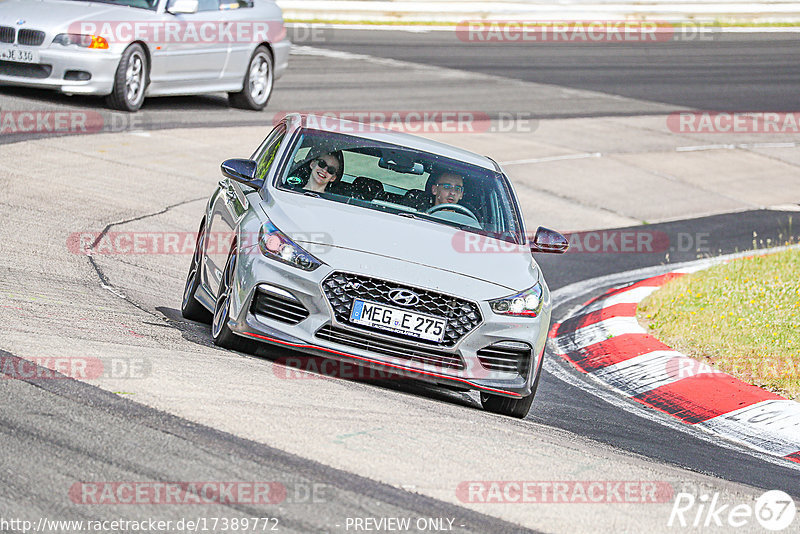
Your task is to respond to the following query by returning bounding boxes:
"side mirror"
[166,0,198,15]
[221,158,263,189]
[530,226,569,254]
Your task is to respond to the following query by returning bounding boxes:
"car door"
[151,0,230,89]
[204,123,287,297]
[218,0,274,85]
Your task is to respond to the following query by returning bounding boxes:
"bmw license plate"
[349,299,447,343]
[0,46,38,64]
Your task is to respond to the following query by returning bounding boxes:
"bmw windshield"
[276,129,526,244]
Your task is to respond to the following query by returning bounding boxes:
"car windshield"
[277,128,525,244]
[65,0,159,10]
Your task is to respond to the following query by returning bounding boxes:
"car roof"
[293,114,499,172]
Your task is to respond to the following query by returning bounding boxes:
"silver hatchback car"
[0,0,290,111]
[182,114,568,418]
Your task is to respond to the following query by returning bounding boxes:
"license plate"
[0,47,38,64]
[349,299,447,343]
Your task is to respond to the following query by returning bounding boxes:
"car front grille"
[321,271,482,347]
[17,29,45,46]
[0,27,14,44]
[477,341,532,375]
[250,286,309,325]
[315,325,465,370]
[0,60,51,78]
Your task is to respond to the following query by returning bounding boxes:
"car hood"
[1,0,158,29]
[260,191,539,293]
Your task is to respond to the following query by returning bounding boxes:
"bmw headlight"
[489,283,543,317]
[52,34,109,49]
[258,222,322,271]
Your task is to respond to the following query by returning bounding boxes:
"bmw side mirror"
[530,226,569,254]
[166,0,199,15]
[221,158,264,189]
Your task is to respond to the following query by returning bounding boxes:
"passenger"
[303,151,344,193]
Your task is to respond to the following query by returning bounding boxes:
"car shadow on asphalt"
[156,306,482,412]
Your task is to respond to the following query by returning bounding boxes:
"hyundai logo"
[388,289,419,307]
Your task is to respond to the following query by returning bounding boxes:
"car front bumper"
[225,248,551,399]
[0,47,120,96]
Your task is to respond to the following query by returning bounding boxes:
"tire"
[181,224,213,324]
[228,46,273,111]
[105,43,148,112]
[211,244,259,353]
[480,357,543,418]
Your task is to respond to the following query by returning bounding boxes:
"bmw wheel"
[106,43,147,112]
[228,46,273,111]
[181,223,212,324]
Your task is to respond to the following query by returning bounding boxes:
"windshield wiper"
[303,191,321,198]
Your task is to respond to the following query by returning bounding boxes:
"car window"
[253,125,287,184]
[276,129,524,244]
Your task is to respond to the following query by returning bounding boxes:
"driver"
[431,172,465,206]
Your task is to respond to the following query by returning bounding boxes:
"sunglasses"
[437,183,464,193]
[315,158,339,176]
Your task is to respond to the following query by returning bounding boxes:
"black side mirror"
[530,226,569,254]
[221,159,263,189]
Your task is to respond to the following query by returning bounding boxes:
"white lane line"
[698,400,800,457]
[500,152,602,166]
[676,142,798,152]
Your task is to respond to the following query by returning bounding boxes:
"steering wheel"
[426,203,480,222]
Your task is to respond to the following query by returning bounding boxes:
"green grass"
[637,249,800,400]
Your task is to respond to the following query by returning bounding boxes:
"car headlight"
[489,283,543,317]
[258,221,322,271]
[52,34,109,49]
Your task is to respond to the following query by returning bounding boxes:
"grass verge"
[637,249,800,400]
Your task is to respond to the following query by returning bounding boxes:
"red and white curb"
[549,267,800,464]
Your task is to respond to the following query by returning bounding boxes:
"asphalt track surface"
[1,28,799,533]
[308,29,800,113]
